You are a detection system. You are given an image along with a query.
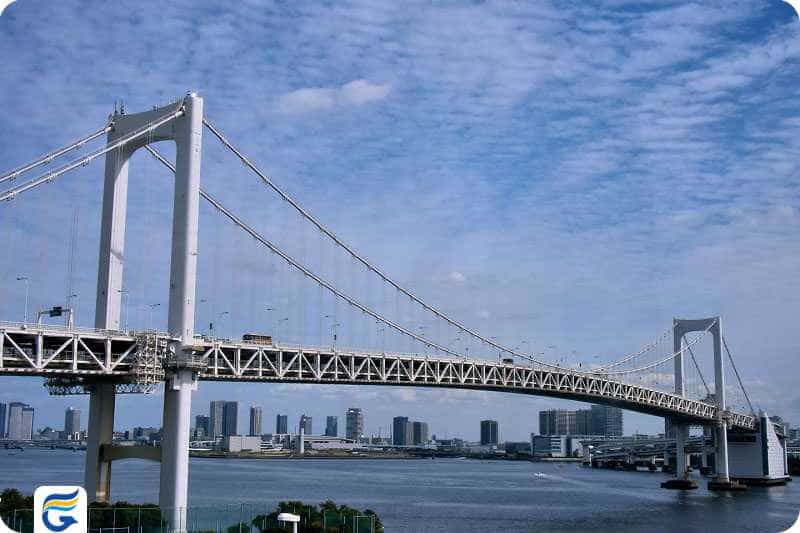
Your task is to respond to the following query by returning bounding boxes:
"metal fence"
[3,504,376,533]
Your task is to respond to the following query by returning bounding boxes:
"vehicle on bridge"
[242,333,273,345]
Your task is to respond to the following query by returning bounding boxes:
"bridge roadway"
[0,322,756,430]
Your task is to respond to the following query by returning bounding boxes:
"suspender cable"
[203,118,566,368]
[684,339,711,397]
[145,145,467,360]
[721,335,756,415]
[0,108,184,202]
[0,125,112,185]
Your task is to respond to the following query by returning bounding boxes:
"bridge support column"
[662,422,697,489]
[159,370,196,531]
[84,383,116,502]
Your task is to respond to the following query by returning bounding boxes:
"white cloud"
[340,79,391,105]
[446,271,466,284]
[277,87,336,113]
[278,79,391,113]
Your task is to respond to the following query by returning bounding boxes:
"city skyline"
[0,394,745,442]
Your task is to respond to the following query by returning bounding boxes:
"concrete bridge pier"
[84,383,116,502]
[661,422,697,489]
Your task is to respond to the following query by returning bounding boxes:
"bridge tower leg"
[158,92,203,531]
[707,320,744,490]
[661,320,698,489]
[84,110,133,502]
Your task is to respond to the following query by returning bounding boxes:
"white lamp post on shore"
[277,512,300,533]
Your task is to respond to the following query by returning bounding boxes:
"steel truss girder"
[0,324,756,430]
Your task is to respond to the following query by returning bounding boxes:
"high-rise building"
[325,416,338,437]
[209,400,238,438]
[195,415,210,439]
[539,406,623,436]
[210,401,225,438]
[0,403,7,438]
[64,407,81,438]
[576,409,591,435]
[300,415,313,436]
[412,421,429,445]
[480,420,498,445]
[21,407,34,440]
[249,407,263,436]
[7,403,33,441]
[590,405,623,436]
[346,408,363,441]
[393,416,412,446]
[539,409,577,435]
[276,414,288,434]
[223,401,239,436]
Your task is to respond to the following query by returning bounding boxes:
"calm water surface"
[0,449,797,532]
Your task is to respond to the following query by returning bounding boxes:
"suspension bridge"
[0,93,790,530]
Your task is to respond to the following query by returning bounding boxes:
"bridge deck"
[0,323,755,430]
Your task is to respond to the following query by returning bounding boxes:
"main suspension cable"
[593,326,673,371]
[0,125,112,186]
[0,108,183,202]
[203,118,564,368]
[598,322,715,375]
[145,145,467,360]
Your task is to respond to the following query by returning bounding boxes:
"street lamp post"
[331,322,341,351]
[67,293,78,328]
[16,276,29,324]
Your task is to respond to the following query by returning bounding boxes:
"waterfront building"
[0,403,6,438]
[133,427,159,442]
[7,402,33,441]
[298,435,357,450]
[249,406,263,436]
[195,415,210,439]
[539,406,623,436]
[276,414,288,434]
[300,414,313,435]
[590,405,623,436]
[480,420,498,445]
[346,408,363,441]
[539,409,576,435]
[209,401,225,438]
[412,421,429,445]
[505,441,532,455]
[531,434,574,458]
[223,435,263,453]
[325,416,338,437]
[64,407,81,439]
[393,416,412,446]
[576,409,591,435]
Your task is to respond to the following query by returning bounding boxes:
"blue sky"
[0,0,798,441]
